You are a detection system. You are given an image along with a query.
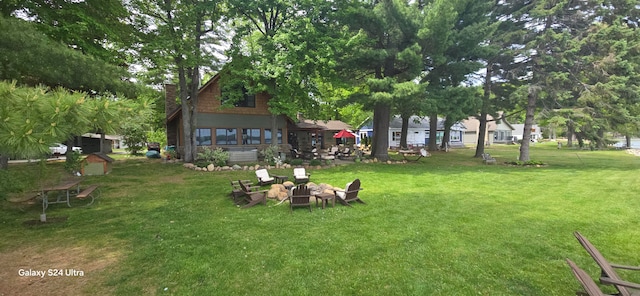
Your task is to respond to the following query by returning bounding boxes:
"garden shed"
[81,153,114,176]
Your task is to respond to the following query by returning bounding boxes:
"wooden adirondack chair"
[289,184,312,213]
[239,181,268,209]
[230,180,254,204]
[574,231,640,296]
[566,259,640,296]
[333,179,365,206]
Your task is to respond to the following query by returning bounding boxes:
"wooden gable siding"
[197,76,271,116]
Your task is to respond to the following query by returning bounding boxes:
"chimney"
[164,83,178,117]
[297,112,304,121]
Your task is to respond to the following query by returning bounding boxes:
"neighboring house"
[165,74,352,160]
[493,115,516,144]
[460,116,497,146]
[511,124,543,142]
[290,114,353,151]
[359,115,465,149]
[70,133,118,154]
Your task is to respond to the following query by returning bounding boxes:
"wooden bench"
[75,185,99,206]
[482,153,496,165]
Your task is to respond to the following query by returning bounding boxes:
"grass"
[1,142,639,295]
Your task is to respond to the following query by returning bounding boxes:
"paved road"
[8,156,67,164]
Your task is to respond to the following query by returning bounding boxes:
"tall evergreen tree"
[336,0,423,160]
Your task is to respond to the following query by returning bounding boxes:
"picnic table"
[39,179,82,211]
[398,148,430,162]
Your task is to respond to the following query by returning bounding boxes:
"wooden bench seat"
[482,153,496,165]
[75,185,98,206]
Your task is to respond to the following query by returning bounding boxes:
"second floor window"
[221,87,256,108]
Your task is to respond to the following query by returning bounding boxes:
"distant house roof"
[82,133,121,141]
[294,117,352,131]
[461,115,498,132]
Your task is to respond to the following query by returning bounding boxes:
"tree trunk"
[625,135,631,148]
[371,103,390,161]
[100,133,106,153]
[400,115,409,149]
[428,111,438,151]
[519,86,537,161]
[474,61,492,158]
[0,155,8,170]
[440,117,452,150]
[179,65,193,162]
[566,122,574,147]
[596,129,605,149]
[475,112,488,157]
[271,114,278,146]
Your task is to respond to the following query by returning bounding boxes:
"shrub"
[505,160,546,166]
[64,151,83,175]
[259,145,280,165]
[290,159,304,166]
[197,147,229,166]
[309,159,321,166]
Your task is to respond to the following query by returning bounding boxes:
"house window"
[221,87,256,108]
[216,128,237,145]
[392,131,401,141]
[265,129,282,144]
[450,132,461,142]
[196,128,212,146]
[242,128,261,145]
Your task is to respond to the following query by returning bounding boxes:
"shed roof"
[86,152,115,163]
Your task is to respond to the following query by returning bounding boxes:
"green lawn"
[1,143,639,295]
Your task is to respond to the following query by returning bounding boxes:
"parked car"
[49,143,82,155]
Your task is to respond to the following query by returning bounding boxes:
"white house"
[511,124,543,142]
[359,115,465,148]
[493,116,516,144]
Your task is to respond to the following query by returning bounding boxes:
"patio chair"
[329,146,340,156]
[230,180,254,204]
[239,181,268,209]
[293,167,310,184]
[289,184,312,212]
[291,148,303,159]
[255,169,275,186]
[566,259,640,296]
[333,179,365,206]
[339,147,352,159]
[574,231,640,296]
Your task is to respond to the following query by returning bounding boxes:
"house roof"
[294,119,352,131]
[461,115,498,132]
[82,133,121,141]
[166,74,222,121]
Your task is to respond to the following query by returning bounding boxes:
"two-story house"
[165,74,352,162]
[165,74,289,162]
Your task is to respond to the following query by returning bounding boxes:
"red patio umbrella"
[333,129,356,139]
